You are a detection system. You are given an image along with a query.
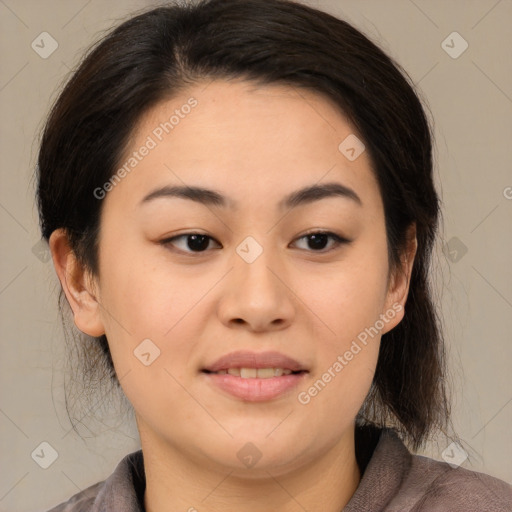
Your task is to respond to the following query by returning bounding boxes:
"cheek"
[97,252,203,421]
[304,245,389,344]
[96,239,197,367]
[295,231,388,410]
[297,270,383,428]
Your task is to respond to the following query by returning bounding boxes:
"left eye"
[293,231,349,252]
[160,231,349,254]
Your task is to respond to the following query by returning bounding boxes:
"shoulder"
[394,451,512,511]
[350,427,512,512]
[43,449,145,512]
[44,481,104,512]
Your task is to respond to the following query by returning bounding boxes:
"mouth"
[200,350,309,401]
[201,368,307,378]
[202,349,308,373]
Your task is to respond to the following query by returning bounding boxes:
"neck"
[141,423,361,512]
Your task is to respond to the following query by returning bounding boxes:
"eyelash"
[159,230,350,255]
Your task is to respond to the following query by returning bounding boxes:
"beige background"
[1,0,511,510]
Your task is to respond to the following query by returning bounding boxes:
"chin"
[200,435,311,476]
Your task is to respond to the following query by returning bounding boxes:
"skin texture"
[50,79,417,512]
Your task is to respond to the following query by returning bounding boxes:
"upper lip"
[203,350,308,373]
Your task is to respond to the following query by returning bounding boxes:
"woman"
[36,0,512,510]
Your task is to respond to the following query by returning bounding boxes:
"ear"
[380,222,418,335]
[48,228,105,337]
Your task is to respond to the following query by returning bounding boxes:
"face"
[55,79,414,477]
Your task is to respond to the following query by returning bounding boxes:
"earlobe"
[49,228,105,337]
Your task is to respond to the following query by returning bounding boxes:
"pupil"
[188,234,209,251]
[308,234,328,250]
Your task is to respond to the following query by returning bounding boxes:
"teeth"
[240,368,257,378]
[217,368,293,378]
[254,368,275,378]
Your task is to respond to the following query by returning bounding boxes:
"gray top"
[46,427,512,511]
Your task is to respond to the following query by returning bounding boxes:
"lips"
[201,350,309,401]
[202,350,308,374]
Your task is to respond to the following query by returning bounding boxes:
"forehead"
[102,79,382,217]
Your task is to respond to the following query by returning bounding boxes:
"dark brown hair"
[36,0,451,450]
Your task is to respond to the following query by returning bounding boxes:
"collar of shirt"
[48,425,512,512]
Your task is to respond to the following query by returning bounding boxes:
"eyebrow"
[139,182,363,210]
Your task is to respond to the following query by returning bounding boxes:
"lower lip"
[201,371,307,402]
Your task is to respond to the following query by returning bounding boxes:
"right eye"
[159,233,222,254]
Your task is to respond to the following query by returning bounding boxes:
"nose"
[217,244,296,333]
